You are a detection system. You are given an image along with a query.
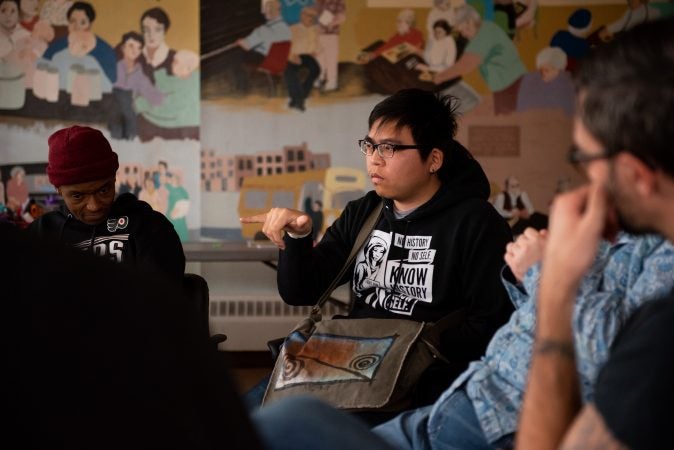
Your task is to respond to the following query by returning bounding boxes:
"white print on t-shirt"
[353,230,435,316]
[73,234,129,263]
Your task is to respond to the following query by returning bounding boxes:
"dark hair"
[0,0,19,10]
[575,17,674,176]
[368,88,460,183]
[432,19,452,35]
[67,1,95,22]
[141,7,170,31]
[120,31,144,47]
[115,31,144,60]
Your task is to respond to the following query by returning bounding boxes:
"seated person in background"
[357,9,424,64]
[284,5,320,112]
[517,17,674,450]
[516,46,575,117]
[4,224,263,450]
[241,88,514,419]
[225,0,290,94]
[251,227,674,450]
[29,125,185,281]
[493,176,532,218]
[493,175,548,235]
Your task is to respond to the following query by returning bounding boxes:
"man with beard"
[517,17,674,450]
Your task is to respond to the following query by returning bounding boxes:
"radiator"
[209,295,349,351]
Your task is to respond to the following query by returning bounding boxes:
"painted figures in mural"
[118,159,190,241]
[0,1,199,142]
[0,162,60,228]
[198,0,672,118]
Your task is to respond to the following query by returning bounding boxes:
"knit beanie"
[568,8,591,30]
[47,125,119,187]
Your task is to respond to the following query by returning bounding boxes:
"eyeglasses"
[567,144,611,169]
[358,139,423,158]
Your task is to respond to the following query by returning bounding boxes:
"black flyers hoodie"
[29,193,185,282]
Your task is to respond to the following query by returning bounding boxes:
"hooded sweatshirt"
[278,143,514,371]
[29,193,185,282]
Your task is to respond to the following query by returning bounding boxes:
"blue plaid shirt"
[429,233,674,443]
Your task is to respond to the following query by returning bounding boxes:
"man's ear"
[431,148,444,171]
[616,153,656,197]
[56,187,62,197]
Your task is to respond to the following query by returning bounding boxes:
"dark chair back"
[183,273,227,345]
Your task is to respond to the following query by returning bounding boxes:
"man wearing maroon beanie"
[29,125,185,281]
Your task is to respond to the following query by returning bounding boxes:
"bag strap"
[419,307,469,365]
[313,201,384,313]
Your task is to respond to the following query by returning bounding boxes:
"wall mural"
[199,0,673,241]
[1,1,671,241]
[0,0,200,240]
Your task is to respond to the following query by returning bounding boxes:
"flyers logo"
[107,216,129,232]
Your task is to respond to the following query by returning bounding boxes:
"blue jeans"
[373,389,514,450]
[244,374,270,412]
[284,54,320,108]
[253,396,396,450]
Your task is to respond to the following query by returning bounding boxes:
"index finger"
[240,213,268,224]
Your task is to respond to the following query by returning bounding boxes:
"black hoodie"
[29,193,185,282]
[278,144,514,382]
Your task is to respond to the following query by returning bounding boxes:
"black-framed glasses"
[358,139,423,158]
[567,144,611,168]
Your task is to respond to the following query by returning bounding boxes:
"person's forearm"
[517,272,581,450]
[435,52,479,84]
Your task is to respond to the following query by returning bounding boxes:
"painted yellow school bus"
[238,167,367,239]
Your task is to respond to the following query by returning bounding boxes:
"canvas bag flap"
[262,317,435,411]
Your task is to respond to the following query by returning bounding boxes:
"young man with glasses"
[241,88,514,413]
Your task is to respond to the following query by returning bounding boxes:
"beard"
[615,209,658,236]
[607,169,658,236]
